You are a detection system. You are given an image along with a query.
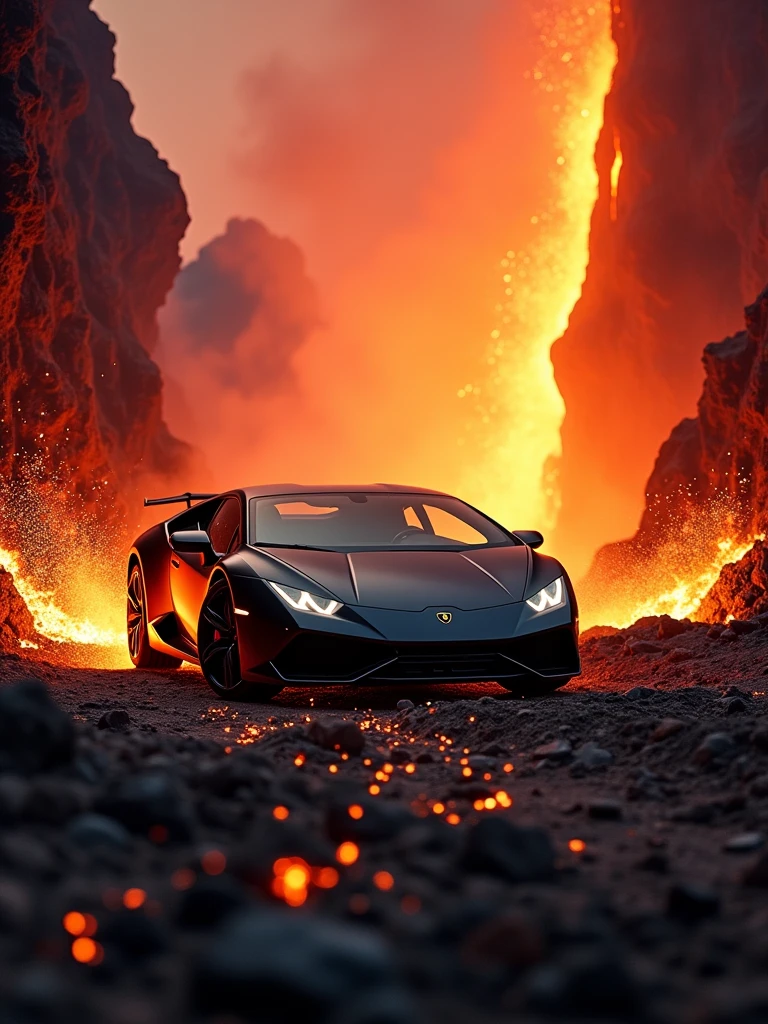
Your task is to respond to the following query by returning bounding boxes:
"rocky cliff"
[0,0,189,542]
[581,282,768,626]
[552,0,768,573]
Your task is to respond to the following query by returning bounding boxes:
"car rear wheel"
[198,578,284,702]
[127,565,182,669]
[497,675,569,698]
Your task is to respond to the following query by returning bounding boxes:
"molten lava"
[461,1,617,531]
[0,546,129,666]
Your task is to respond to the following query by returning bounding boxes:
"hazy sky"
[93,0,358,257]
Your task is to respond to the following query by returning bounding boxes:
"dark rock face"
[0,568,35,647]
[552,0,768,570]
[699,539,768,623]
[0,0,189,530]
[582,284,768,623]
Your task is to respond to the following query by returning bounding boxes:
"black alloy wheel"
[127,564,182,669]
[197,577,283,701]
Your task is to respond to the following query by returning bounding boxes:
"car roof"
[239,482,451,499]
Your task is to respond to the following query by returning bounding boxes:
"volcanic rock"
[0,679,74,774]
[307,719,365,757]
[0,0,189,529]
[587,799,623,821]
[96,772,194,841]
[461,817,555,883]
[0,571,35,648]
[192,908,414,1022]
[571,741,613,771]
[553,0,768,568]
[693,733,738,766]
[667,883,720,923]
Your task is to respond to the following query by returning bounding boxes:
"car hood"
[255,545,530,611]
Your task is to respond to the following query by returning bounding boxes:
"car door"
[170,495,242,641]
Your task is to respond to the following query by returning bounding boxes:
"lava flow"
[0,546,129,667]
[461,0,617,531]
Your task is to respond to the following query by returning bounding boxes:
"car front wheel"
[197,577,284,702]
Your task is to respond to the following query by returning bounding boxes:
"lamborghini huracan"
[127,484,580,700]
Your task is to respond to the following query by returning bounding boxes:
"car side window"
[208,497,242,557]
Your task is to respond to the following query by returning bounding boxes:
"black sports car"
[127,484,580,700]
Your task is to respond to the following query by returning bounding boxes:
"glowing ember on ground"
[122,888,146,910]
[336,841,360,867]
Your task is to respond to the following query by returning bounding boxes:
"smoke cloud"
[157,0,614,539]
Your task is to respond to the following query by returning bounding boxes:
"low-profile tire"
[496,675,570,698]
[127,564,183,670]
[198,577,284,702]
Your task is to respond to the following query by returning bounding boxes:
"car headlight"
[525,576,566,614]
[267,581,342,616]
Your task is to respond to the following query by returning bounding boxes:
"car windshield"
[248,493,513,551]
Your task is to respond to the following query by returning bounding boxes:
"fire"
[610,130,623,221]
[462,1,617,531]
[584,534,764,629]
[0,545,123,648]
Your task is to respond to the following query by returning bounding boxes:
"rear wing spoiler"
[143,492,218,509]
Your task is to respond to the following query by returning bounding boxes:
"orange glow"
[461,2,617,530]
[582,522,764,629]
[401,895,421,914]
[336,841,359,866]
[71,937,102,964]
[272,856,311,907]
[569,838,586,853]
[369,784,381,796]
[495,791,513,808]
[432,802,445,815]
[373,870,395,891]
[462,767,472,778]
[609,130,623,221]
[122,888,146,910]
[446,813,461,825]
[273,805,290,820]
[63,912,97,937]
[328,764,338,774]
[313,866,339,889]
[404,763,416,774]
[171,868,196,891]
[294,754,306,767]
[503,763,514,773]
[201,850,227,875]
[348,804,364,820]
[0,544,129,666]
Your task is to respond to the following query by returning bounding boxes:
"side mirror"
[514,530,544,549]
[170,529,214,556]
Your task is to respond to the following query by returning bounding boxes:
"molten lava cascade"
[581,283,768,628]
[0,0,189,531]
[551,0,768,575]
[0,0,190,656]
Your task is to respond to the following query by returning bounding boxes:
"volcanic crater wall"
[0,0,189,534]
[552,0,768,573]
